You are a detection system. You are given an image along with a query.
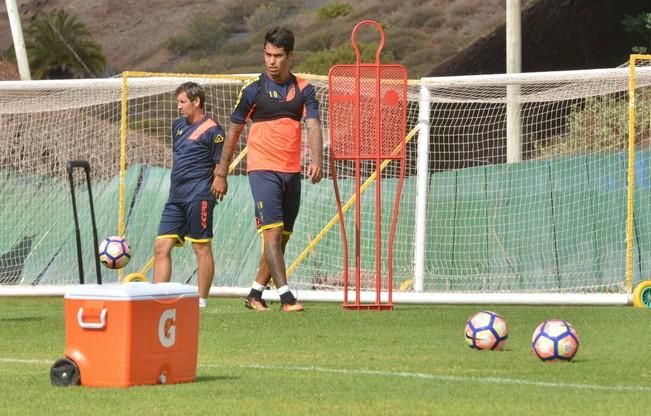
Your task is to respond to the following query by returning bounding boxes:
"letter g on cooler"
[158,309,176,348]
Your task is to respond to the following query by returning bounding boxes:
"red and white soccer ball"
[464,311,509,350]
[531,319,579,362]
[98,236,131,269]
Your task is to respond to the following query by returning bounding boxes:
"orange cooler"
[63,282,199,387]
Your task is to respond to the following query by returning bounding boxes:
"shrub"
[295,42,395,75]
[448,0,482,17]
[164,35,193,56]
[424,12,446,30]
[385,27,427,60]
[221,39,252,55]
[165,14,232,58]
[245,1,291,32]
[317,2,353,20]
[535,95,651,158]
[299,30,338,52]
[398,7,440,29]
[222,0,264,30]
[622,13,651,54]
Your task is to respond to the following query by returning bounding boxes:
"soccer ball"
[464,311,509,350]
[98,236,131,269]
[531,319,579,362]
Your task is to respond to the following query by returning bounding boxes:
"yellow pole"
[119,72,130,236]
[626,55,638,293]
[626,54,651,293]
[286,125,419,277]
[117,72,130,281]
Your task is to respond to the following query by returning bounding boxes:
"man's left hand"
[307,163,322,184]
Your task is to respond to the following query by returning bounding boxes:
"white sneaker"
[199,298,207,308]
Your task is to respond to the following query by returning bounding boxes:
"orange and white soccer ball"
[98,236,131,269]
[464,311,509,350]
[531,319,579,362]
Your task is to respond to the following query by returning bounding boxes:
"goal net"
[0,74,256,288]
[416,61,651,302]
[1,63,649,304]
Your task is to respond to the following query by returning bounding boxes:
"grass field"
[1,297,650,415]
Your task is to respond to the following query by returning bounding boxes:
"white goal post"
[1,62,650,305]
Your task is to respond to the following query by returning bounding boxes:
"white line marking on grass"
[4,357,650,393]
[203,309,255,315]
[0,358,52,365]
[202,363,651,393]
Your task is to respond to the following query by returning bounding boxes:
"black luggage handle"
[66,160,91,174]
[66,160,102,284]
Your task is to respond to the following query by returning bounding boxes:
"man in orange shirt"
[212,27,323,312]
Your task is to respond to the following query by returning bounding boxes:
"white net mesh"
[418,64,651,293]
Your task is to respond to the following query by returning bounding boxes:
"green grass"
[1,298,650,415]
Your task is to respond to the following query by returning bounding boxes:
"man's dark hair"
[264,27,294,54]
[175,81,205,109]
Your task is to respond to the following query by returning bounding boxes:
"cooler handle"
[77,307,107,329]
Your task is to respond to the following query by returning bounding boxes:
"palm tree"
[26,8,106,79]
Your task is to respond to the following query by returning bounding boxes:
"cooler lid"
[64,282,199,300]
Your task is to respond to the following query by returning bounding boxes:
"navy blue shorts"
[157,199,215,245]
[248,171,301,233]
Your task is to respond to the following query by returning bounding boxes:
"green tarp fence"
[2,151,650,290]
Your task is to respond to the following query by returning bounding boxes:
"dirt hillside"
[0,0,648,76]
[0,0,224,71]
[0,0,517,75]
